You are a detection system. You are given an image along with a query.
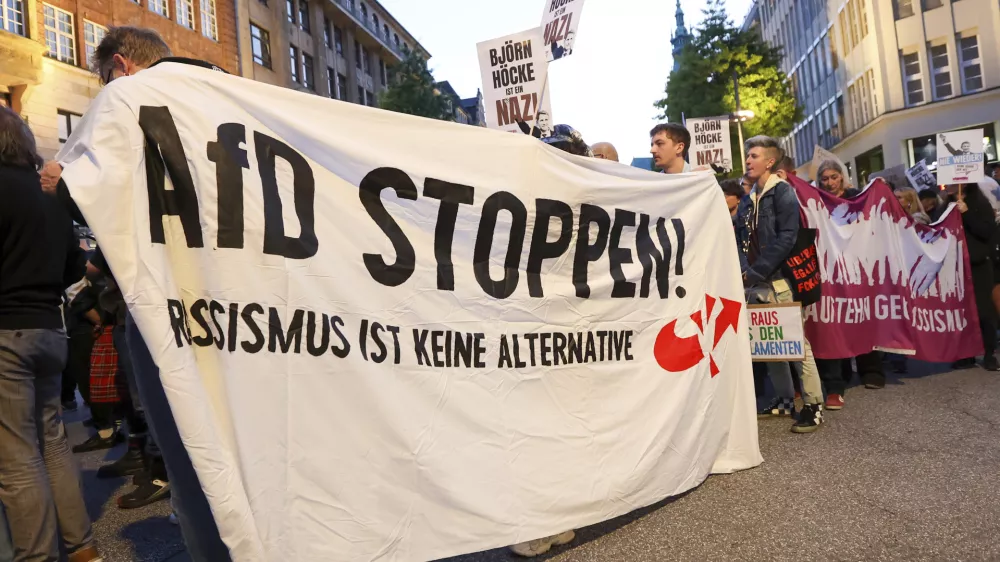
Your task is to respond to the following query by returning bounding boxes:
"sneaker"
[824,393,845,410]
[509,530,575,558]
[983,356,1000,372]
[62,400,78,412]
[97,449,145,479]
[118,479,170,509]
[757,397,795,419]
[791,404,823,433]
[72,431,123,453]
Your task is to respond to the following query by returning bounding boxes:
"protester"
[591,142,619,162]
[649,123,691,174]
[0,106,101,562]
[40,25,232,562]
[816,159,854,197]
[720,178,743,218]
[953,183,999,371]
[919,188,945,221]
[775,156,796,180]
[735,136,824,432]
[895,189,931,224]
[740,172,754,195]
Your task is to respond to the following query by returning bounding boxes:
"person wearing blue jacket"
[735,136,824,433]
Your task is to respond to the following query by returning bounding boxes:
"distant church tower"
[671,0,691,72]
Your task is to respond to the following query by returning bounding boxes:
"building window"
[83,21,107,67]
[360,3,367,20]
[839,9,850,54]
[328,68,336,98]
[324,17,332,49]
[290,46,299,83]
[176,0,194,29]
[366,90,374,107]
[362,46,370,76]
[1,0,26,36]
[859,0,869,38]
[959,35,983,93]
[860,74,870,124]
[201,0,218,40]
[867,69,879,116]
[338,73,347,100]
[383,23,388,41]
[379,58,387,85]
[286,0,295,23]
[354,40,362,70]
[334,26,343,55]
[357,86,365,105]
[895,0,914,19]
[901,51,923,105]
[58,110,82,144]
[303,53,314,90]
[848,0,859,47]
[149,0,168,18]
[372,14,378,30]
[928,43,951,99]
[43,5,76,65]
[394,33,399,49]
[251,24,271,68]
[298,0,310,32]
[923,0,942,10]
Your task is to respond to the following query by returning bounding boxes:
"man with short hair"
[591,142,619,162]
[649,123,691,174]
[775,156,796,180]
[735,136,824,433]
[39,25,231,562]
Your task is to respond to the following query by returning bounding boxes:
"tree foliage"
[379,49,452,121]
[655,0,801,174]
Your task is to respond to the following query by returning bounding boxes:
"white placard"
[541,0,585,61]
[906,160,938,192]
[937,129,985,184]
[686,116,733,174]
[477,28,553,136]
[748,303,805,362]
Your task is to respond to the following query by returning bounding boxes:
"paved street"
[73,360,1000,562]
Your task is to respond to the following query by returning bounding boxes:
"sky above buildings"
[378,0,755,163]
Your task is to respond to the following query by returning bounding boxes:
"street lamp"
[730,71,754,172]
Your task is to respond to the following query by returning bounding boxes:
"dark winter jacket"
[736,174,801,284]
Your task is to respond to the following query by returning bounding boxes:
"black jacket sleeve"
[56,177,87,226]
[746,182,801,284]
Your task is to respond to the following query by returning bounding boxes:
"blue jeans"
[123,315,231,562]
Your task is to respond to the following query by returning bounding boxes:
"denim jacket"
[735,175,801,284]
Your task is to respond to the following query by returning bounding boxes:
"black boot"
[72,429,123,453]
[97,448,146,479]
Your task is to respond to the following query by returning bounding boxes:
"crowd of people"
[1,23,998,562]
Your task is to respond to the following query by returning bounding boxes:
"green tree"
[655,0,801,175]
[379,49,452,120]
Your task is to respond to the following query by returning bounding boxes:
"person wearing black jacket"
[38,26,232,562]
[735,136,824,433]
[953,183,999,370]
[0,106,101,562]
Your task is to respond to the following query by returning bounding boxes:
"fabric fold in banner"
[789,175,982,361]
[57,63,761,562]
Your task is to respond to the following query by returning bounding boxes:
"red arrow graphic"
[713,298,742,348]
[654,319,705,373]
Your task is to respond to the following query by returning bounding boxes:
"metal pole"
[733,71,745,174]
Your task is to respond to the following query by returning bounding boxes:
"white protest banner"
[686,116,733,173]
[478,28,553,136]
[906,160,938,192]
[748,304,805,362]
[57,63,761,562]
[541,0,585,61]
[937,129,985,184]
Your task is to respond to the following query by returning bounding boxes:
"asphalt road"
[71,360,1000,562]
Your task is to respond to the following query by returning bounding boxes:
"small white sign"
[748,303,805,362]
[477,28,553,135]
[937,129,985,184]
[906,160,938,192]
[686,116,733,174]
[540,0,585,61]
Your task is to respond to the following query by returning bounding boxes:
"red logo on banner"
[654,295,741,376]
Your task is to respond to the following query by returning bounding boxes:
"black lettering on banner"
[227,303,239,352]
[609,209,637,298]
[473,191,527,299]
[167,299,190,348]
[423,178,475,291]
[189,299,213,347]
[209,300,226,350]
[138,106,204,248]
[306,311,330,357]
[207,123,249,249]
[412,329,431,366]
[330,316,350,358]
[474,333,487,368]
[369,322,389,363]
[572,204,610,298]
[498,334,513,368]
[635,214,669,298]
[360,168,417,287]
[255,132,319,260]
[268,308,304,353]
[672,218,686,276]
[526,199,573,298]
[241,303,265,353]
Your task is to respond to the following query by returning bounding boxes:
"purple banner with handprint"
[789,175,983,361]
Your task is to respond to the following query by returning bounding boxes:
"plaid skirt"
[89,327,126,404]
